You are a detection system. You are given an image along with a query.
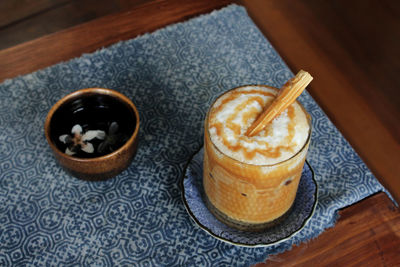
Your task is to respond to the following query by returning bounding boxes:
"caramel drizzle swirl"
[209,89,297,161]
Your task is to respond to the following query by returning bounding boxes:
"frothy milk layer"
[208,86,310,165]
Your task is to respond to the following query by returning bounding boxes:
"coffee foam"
[208,86,310,165]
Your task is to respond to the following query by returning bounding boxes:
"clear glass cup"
[203,85,311,231]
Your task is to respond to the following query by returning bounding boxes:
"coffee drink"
[203,85,311,231]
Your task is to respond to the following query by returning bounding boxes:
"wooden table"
[0,0,399,265]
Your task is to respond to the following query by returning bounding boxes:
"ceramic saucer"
[181,148,318,247]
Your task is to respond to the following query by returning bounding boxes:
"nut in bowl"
[44,88,140,181]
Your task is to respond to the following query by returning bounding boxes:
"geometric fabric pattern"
[0,5,387,266]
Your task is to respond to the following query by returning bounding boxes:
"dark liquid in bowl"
[50,94,136,158]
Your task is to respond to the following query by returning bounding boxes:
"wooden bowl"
[44,88,140,181]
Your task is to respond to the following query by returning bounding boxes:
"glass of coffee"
[203,85,311,231]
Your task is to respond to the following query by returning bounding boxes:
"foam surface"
[208,86,310,165]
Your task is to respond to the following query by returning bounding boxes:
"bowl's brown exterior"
[44,88,140,181]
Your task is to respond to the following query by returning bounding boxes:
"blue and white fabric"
[0,4,388,266]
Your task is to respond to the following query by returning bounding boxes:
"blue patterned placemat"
[0,4,388,266]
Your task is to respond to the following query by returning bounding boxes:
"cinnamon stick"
[246,70,313,137]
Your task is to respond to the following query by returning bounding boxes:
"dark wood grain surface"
[254,193,400,267]
[0,0,399,265]
[241,0,400,204]
[0,0,150,50]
